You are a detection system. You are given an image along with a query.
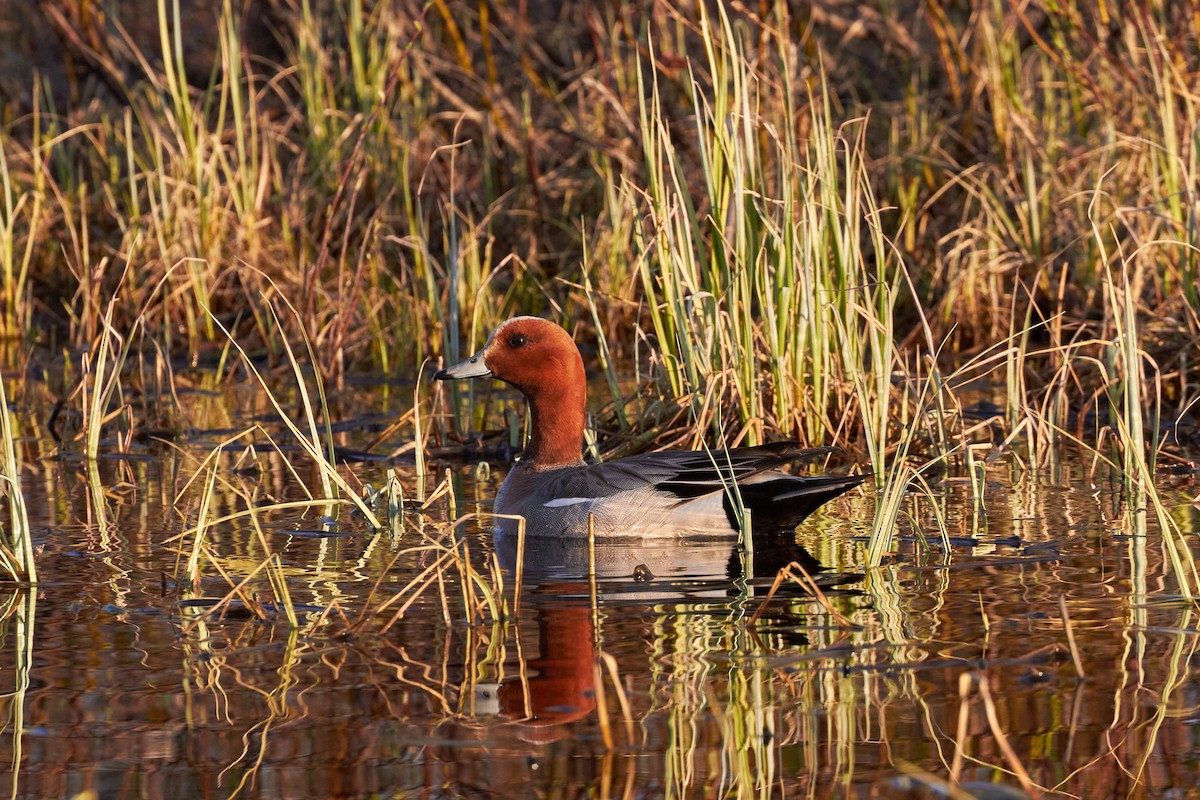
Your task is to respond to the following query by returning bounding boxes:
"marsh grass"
[171,437,497,636]
[1089,183,1200,598]
[359,517,505,634]
[169,440,305,627]
[206,286,382,528]
[0,130,40,342]
[626,7,904,458]
[1,0,1195,494]
[0,374,34,584]
[79,290,138,460]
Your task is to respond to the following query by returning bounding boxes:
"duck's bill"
[434,351,492,381]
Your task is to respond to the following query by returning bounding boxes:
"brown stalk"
[976,673,1042,798]
[1058,594,1088,680]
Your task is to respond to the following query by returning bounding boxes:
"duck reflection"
[497,592,596,742]
[489,533,846,742]
[493,528,826,586]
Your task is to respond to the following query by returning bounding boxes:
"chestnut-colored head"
[435,316,587,467]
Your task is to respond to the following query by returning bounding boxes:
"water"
[2,379,1199,799]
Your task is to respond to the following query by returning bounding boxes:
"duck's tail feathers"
[730,473,869,533]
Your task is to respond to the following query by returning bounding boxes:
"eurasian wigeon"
[435,316,866,538]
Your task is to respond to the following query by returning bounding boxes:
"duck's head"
[434,316,584,400]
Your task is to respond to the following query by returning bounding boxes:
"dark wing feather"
[597,443,838,501]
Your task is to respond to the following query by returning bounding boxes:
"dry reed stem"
[1058,594,1087,680]
[182,547,276,624]
[949,671,972,784]
[748,560,856,629]
[976,673,1042,798]
[896,759,981,800]
[600,650,636,745]
[593,656,613,750]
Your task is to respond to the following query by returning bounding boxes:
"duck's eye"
[508,333,528,348]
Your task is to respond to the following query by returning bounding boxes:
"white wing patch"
[543,497,592,508]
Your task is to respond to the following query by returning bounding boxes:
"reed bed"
[2,7,1191,438]
[0,2,1189,381]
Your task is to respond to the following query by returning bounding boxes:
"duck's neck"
[522,374,587,470]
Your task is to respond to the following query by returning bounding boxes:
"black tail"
[725,473,869,533]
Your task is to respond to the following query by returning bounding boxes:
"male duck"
[435,316,865,538]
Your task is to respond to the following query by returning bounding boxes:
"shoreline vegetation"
[0,1,1197,577]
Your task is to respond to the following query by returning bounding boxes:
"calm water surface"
[1,377,1199,799]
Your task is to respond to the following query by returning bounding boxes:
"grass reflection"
[0,590,35,800]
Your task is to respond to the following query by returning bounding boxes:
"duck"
[434,316,866,538]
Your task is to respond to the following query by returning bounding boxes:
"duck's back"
[493,445,866,539]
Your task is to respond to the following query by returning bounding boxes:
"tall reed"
[0,373,35,583]
[1094,202,1200,599]
[0,110,43,340]
[628,5,901,463]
